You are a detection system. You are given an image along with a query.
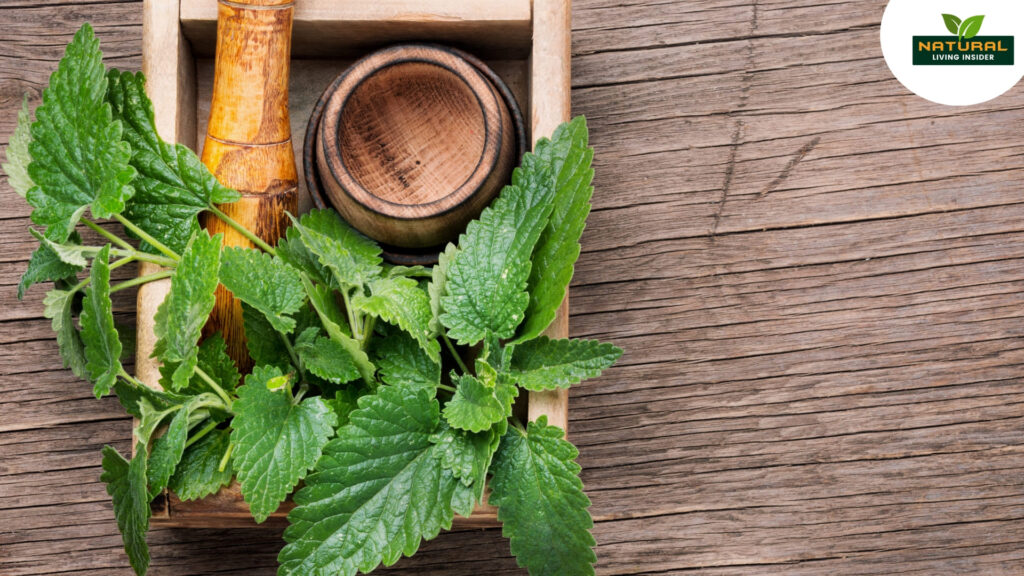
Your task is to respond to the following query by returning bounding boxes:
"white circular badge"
[881,0,1024,105]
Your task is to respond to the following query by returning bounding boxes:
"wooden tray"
[137,0,572,529]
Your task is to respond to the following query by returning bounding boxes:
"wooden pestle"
[200,0,298,371]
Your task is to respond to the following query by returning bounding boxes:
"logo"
[912,14,1014,66]
[880,1,1024,106]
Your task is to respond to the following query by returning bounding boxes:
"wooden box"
[137,0,572,528]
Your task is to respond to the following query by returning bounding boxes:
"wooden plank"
[4,0,1024,574]
[136,0,191,389]
[179,0,533,58]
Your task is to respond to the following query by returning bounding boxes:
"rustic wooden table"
[4,1,1024,574]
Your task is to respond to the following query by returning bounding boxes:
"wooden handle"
[201,0,298,371]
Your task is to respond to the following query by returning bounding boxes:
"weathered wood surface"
[3,0,1024,574]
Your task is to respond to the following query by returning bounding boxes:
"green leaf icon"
[959,15,984,40]
[942,13,962,35]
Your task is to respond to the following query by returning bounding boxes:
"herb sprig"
[6,23,622,576]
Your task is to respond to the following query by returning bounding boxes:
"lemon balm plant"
[4,24,622,576]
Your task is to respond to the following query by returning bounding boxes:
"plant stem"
[58,244,174,267]
[118,367,147,389]
[218,441,234,472]
[442,333,470,374]
[129,251,177,268]
[361,316,377,350]
[185,420,218,449]
[280,332,303,373]
[108,256,138,275]
[207,204,276,255]
[437,383,457,393]
[292,382,309,405]
[68,255,136,296]
[194,366,233,408]
[114,213,180,262]
[110,270,173,293]
[342,289,361,340]
[82,218,133,251]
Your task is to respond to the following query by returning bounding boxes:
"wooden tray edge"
[138,0,572,529]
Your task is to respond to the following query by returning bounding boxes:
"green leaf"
[326,386,371,427]
[294,325,320,348]
[443,373,506,433]
[43,286,89,380]
[279,386,462,576]
[427,242,457,336]
[440,154,556,345]
[353,276,439,362]
[490,417,596,576]
[26,23,135,242]
[29,227,89,267]
[302,279,350,338]
[517,117,594,342]
[100,444,151,576]
[302,277,375,384]
[147,401,192,499]
[117,320,137,364]
[942,14,961,35]
[476,352,499,385]
[80,245,122,397]
[450,481,477,519]
[288,209,382,289]
[370,323,440,391]
[106,70,236,205]
[153,231,221,390]
[107,69,239,254]
[477,353,520,419]
[386,264,432,278]
[168,427,234,501]
[430,421,504,505]
[277,224,335,288]
[242,302,293,370]
[195,333,241,394]
[960,15,984,39]
[509,337,622,391]
[113,379,187,420]
[231,366,337,523]
[19,231,84,299]
[219,246,305,334]
[483,331,513,372]
[159,334,241,397]
[135,398,179,448]
[3,94,34,198]
[296,335,360,385]
[495,374,519,418]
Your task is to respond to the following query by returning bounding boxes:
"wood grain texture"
[529,0,574,434]
[180,0,533,58]
[3,0,1024,574]
[153,480,500,530]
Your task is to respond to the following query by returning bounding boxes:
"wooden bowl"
[310,44,524,251]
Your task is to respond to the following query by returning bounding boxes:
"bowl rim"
[315,44,509,220]
[303,43,527,216]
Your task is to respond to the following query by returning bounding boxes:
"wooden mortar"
[200,0,298,370]
[312,44,522,251]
